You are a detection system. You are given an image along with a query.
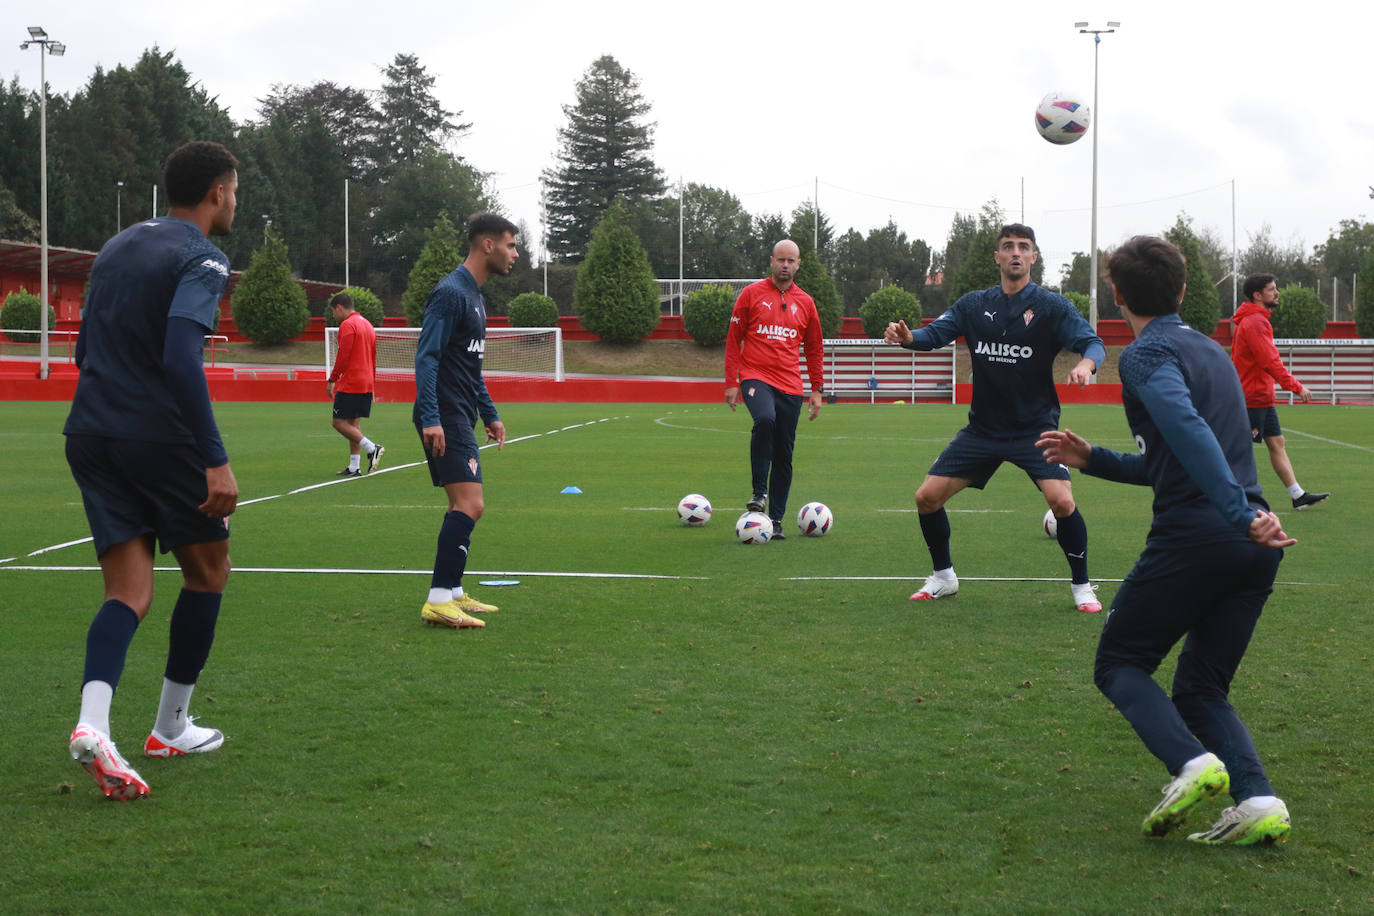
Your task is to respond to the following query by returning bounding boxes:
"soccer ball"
[677,493,712,527]
[1043,509,1058,539]
[797,501,833,537]
[1035,91,1091,145]
[735,511,773,544]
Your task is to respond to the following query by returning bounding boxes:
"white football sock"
[349,454,361,471]
[428,588,453,605]
[933,567,956,580]
[154,678,195,739]
[78,680,114,736]
[1287,483,1303,498]
[359,437,375,454]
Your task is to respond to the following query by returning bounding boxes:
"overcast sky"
[6,0,1371,285]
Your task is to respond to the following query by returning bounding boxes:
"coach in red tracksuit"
[327,292,384,476]
[724,239,825,538]
[1230,274,1328,510]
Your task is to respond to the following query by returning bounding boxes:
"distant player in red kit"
[724,239,825,539]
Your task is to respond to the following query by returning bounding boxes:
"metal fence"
[656,279,755,316]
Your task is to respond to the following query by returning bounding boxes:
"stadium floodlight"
[1076,20,1120,332]
[20,25,65,380]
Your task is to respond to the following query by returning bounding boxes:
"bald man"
[724,240,826,539]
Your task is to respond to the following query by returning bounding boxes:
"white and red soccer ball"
[796,502,833,537]
[1035,91,1091,145]
[677,493,712,527]
[1043,508,1058,538]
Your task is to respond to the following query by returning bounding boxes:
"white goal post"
[325,326,564,382]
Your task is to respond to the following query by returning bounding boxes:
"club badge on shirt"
[1024,309,1035,326]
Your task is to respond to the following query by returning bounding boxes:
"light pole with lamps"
[1074,20,1119,332]
[116,180,125,233]
[19,26,65,380]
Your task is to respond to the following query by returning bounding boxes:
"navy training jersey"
[904,282,1105,436]
[1113,315,1265,547]
[63,217,229,443]
[413,265,499,431]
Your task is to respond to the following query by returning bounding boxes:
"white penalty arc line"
[1284,427,1374,453]
[22,415,627,557]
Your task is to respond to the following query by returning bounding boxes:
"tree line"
[1,49,1372,331]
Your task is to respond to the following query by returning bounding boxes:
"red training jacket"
[1230,301,1303,408]
[724,278,825,397]
[330,311,377,393]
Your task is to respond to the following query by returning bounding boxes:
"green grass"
[2,401,1371,914]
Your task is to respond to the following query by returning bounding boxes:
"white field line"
[1284,427,1374,453]
[19,414,626,559]
[0,565,704,580]
[779,575,1334,587]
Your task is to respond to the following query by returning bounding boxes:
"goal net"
[326,326,564,382]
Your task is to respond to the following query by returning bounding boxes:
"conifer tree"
[230,226,309,345]
[402,212,462,326]
[573,198,660,343]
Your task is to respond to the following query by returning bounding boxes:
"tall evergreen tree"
[371,53,468,176]
[543,55,664,261]
[231,226,309,345]
[572,198,660,343]
[402,212,462,326]
[794,249,843,338]
[788,202,835,260]
[1165,217,1222,334]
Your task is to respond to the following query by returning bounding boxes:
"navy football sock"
[83,599,141,689]
[164,588,221,685]
[918,508,953,571]
[432,510,476,590]
[1056,508,1090,584]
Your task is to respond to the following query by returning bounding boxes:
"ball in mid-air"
[735,511,773,544]
[1035,91,1091,145]
[796,502,833,537]
[678,493,712,527]
[1043,508,1058,539]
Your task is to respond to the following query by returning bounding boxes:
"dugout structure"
[325,326,565,383]
[803,339,957,404]
[1272,338,1374,404]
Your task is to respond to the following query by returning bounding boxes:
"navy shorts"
[1246,407,1281,443]
[416,422,482,487]
[333,391,373,420]
[929,426,1071,490]
[65,434,230,556]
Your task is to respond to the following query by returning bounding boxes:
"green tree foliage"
[832,221,931,315]
[1313,219,1374,285]
[949,221,1003,301]
[573,199,660,343]
[859,285,921,339]
[325,287,384,328]
[788,203,835,260]
[0,181,38,241]
[795,250,842,338]
[1355,247,1374,336]
[257,81,379,180]
[1271,286,1326,339]
[230,227,308,345]
[544,56,664,261]
[370,54,469,176]
[1165,218,1222,334]
[1239,223,1316,293]
[402,212,462,327]
[1064,291,1090,320]
[507,292,560,328]
[682,283,737,346]
[0,287,55,343]
[640,183,754,279]
[745,213,789,274]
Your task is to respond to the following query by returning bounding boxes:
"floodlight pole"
[116,180,124,233]
[1076,21,1118,332]
[21,26,64,380]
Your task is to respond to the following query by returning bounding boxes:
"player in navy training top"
[62,141,240,801]
[883,224,1107,613]
[1038,235,1294,846]
[413,213,519,630]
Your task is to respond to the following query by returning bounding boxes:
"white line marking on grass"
[778,575,1333,587]
[0,565,706,580]
[17,415,627,558]
[623,507,672,511]
[1284,428,1374,453]
[877,508,1016,514]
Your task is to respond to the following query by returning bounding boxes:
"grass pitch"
[1,400,1371,914]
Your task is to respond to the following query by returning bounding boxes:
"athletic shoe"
[746,493,767,514]
[1187,796,1291,846]
[69,724,149,801]
[1141,752,1229,837]
[1072,581,1102,614]
[1292,491,1329,511]
[336,468,361,477]
[770,524,786,541]
[910,573,958,601]
[144,718,225,757]
[421,600,486,629]
[454,591,499,613]
[367,444,385,474]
